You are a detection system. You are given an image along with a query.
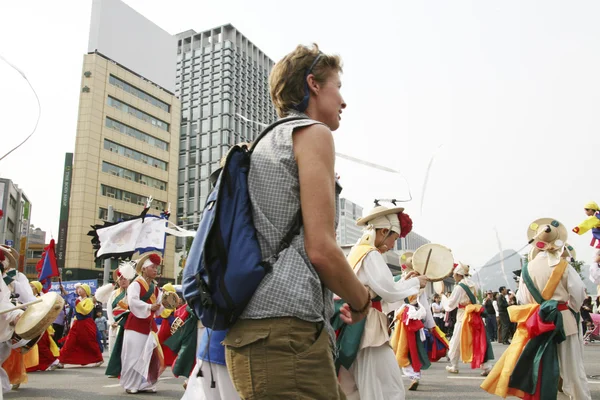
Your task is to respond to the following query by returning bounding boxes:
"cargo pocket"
[223,328,270,399]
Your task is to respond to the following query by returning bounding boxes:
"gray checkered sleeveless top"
[241,112,340,342]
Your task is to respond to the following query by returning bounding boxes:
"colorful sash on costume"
[425,326,449,362]
[331,244,381,373]
[105,284,153,377]
[481,260,569,400]
[390,306,431,372]
[164,305,199,377]
[458,283,494,369]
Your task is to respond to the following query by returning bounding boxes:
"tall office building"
[337,198,364,246]
[64,0,180,280]
[175,25,277,229]
[0,178,32,271]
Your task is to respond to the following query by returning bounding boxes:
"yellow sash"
[347,244,377,272]
[481,260,568,397]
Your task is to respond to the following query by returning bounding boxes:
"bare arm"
[293,124,369,311]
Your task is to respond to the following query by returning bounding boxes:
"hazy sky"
[0,1,597,273]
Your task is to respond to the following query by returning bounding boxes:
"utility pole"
[102,205,114,286]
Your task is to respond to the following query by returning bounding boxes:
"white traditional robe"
[119,280,163,392]
[589,260,600,285]
[517,252,591,400]
[339,251,420,400]
[0,278,24,396]
[446,278,492,371]
[106,288,127,354]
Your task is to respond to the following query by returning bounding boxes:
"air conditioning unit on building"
[123,197,131,202]
[137,201,145,206]
[140,181,147,186]
[84,71,92,78]
[106,193,115,198]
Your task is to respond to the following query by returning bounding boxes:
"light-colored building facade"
[0,178,32,271]
[175,25,277,231]
[64,0,180,280]
[337,198,363,246]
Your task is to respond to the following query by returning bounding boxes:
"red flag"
[36,239,60,293]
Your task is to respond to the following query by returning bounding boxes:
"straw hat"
[530,242,576,262]
[136,252,162,275]
[527,218,568,252]
[356,205,405,227]
[0,246,18,271]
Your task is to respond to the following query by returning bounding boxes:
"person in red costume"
[119,253,165,394]
[155,283,177,368]
[57,283,103,368]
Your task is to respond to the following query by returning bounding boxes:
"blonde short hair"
[269,43,342,117]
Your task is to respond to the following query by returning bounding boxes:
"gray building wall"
[0,178,31,257]
[175,24,277,232]
[336,198,364,246]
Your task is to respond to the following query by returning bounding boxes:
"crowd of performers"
[0,42,598,400]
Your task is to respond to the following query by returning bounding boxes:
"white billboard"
[88,0,177,93]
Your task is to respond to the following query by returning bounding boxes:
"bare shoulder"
[292,123,334,155]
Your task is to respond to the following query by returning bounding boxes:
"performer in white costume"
[335,205,428,400]
[119,253,165,394]
[445,262,493,375]
[106,262,134,354]
[0,250,24,398]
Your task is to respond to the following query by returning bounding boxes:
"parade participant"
[0,246,36,305]
[497,286,511,344]
[333,205,428,399]
[104,261,135,379]
[588,249,600,285]
[58,283,103,368]
[223,43,370,399]
[119,253,165,394]
[482,219,591,399]
[0,246,37,390]
[0,249,25,395]
[182,328,240,400]
[25,281,59,372]
[445,263,494,376]
[164,302,198,382]
[390,246,449,391]
[106,262,134,355]
[156,283,177,368]
[572,201,600,248]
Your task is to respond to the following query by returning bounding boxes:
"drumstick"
[423,249,433,276]
[0,298,43,315]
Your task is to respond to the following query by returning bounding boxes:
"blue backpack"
[182,117,305,330]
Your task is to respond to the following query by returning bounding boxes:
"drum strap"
[458,283,477,305]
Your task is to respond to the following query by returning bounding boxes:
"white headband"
[365,214,401,234]
[142,259,156,269]
[454,263,470,276]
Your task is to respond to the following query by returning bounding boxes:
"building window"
[6,218,14,233]
[103,140,168,171]
[105,118,168,151]
[8,195,16,209]
[109,75,170,112]
[101,162,167,191]
[100,184,166,210]
[107,96,169,132]
[98,207,135,221]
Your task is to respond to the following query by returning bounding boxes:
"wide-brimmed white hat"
[527,218,568,252]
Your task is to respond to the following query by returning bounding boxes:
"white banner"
[96,215,167,257]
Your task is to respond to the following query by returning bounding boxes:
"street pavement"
[5,342,600,399]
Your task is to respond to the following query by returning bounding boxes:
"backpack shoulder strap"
[250,116,309,151]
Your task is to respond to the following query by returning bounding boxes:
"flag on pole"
[36,239,60,293]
